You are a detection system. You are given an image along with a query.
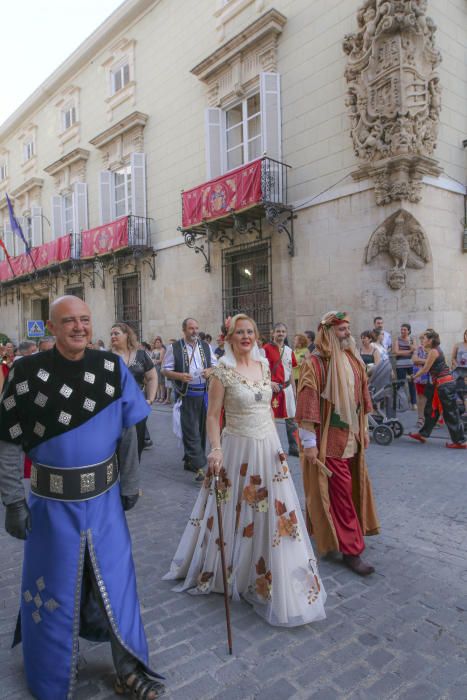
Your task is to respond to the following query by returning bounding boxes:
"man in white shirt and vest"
[163,318,216,481]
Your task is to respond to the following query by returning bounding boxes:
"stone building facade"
[0,0,465,349]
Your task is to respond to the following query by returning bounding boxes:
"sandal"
[115,670,165,698]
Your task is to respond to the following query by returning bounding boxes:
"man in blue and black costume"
[0,296,164,700]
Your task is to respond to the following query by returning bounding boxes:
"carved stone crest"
[365,209,431,289]
[343,0,442,204]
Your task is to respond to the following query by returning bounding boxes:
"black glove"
[5,500,32,540]
[121,494,139,511]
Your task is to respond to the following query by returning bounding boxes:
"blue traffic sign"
[27,320,45,337]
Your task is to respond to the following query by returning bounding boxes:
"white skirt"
[163,427,326,627]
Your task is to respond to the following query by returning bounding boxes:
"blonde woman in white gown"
[163,314,326,626]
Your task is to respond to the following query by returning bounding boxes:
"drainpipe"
[463,139,467,252]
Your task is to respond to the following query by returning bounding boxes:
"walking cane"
[214,474,233,655]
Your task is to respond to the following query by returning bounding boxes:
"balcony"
[0,215,155,294]
[0,233,74,285]
[179,157,294,272]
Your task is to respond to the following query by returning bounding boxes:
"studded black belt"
[31,455,118,501]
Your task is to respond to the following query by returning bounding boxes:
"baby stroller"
[367,359,407,445]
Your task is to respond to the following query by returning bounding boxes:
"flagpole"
[0,239,15,278]
[6,193,37,272]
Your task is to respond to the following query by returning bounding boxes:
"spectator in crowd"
[371,328,390,362]
[151,337,166,403]
[263,323,299,457]
[394,323,417,409]
[3,342,15,364]
[38,336,55,351]
[204,333,216,356]
[96,338,106,350]
[305,330,315,353]
[359,330,381,372]
[214,330,225,360]
[163,339,177,404]
[162,318,216,481]
[373,316,392,351]
[451,329,467,415]
[412,333,430,427]
[15,341,37,359]
[293,334,309,388]
[110,323,158,458]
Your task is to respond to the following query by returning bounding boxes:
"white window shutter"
[205,107,224,179]
[31,206,43,247]
[99,171,113,224]
[260,72,281,161]
[4,221,13,258]
[52,195,63,239]
[130,152,147,218]
[73,182,89,232]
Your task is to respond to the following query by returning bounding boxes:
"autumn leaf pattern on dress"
[255,556,272,600]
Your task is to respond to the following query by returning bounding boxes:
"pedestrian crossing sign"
[27,320,45,337]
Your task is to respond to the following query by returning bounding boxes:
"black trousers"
[396,367,416,405]
[83,550,137,678]
[420,381,466,444]
[180,395,207,469]
[135,418,148,460]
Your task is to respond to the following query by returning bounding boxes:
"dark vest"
[172,339,212,396]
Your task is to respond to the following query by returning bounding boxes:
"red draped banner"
[0,235,71,282]
[182,159,263,229]
[81,216,129,259]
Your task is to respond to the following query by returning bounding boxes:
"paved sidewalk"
[1,406,466,699]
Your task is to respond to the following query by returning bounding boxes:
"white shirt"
[381,330,392,351]
[162,339,217,388]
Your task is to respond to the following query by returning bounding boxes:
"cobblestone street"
[1,406,466,700]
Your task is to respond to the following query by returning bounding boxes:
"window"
[0,163,7,181]
[225,93,261,171]
[113,166,132,217]
[222,241,272,335]
[51,183,88,239]
[64,285,84,300]
[63,194,74,234]
[111,62,130,95]
[114,273,141,340]
[24,141,35,161]
[62,105,77,131]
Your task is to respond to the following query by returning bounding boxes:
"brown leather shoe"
[342,554,375,576]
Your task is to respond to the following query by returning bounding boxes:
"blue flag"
[6,193,29,253]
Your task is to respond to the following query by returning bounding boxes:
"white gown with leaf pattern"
[163,363,326,626]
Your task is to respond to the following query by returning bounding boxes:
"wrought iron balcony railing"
[179,157,294,271]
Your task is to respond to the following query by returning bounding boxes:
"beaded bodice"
[212,363,274,439]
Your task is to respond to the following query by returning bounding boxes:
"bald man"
[0,296,164,699]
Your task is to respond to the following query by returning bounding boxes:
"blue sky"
[0,0,124,125]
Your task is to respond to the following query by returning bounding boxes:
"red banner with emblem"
[182,159,263,229]
[0,235,71,282]
[80,216,129,259]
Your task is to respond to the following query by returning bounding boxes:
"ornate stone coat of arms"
[343,0,442,205]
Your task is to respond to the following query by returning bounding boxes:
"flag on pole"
[6,193,30,253]
[0,237,11,260]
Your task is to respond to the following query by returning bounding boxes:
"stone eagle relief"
[343,0,442,205]
[365,210,431,289]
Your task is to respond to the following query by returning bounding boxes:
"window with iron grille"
[114,273,142,341]
[64,285,84,300]
[222,241,272,337]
